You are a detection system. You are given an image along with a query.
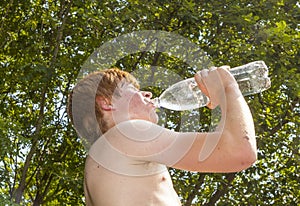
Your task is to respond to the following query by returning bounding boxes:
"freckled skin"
[244,136,250,141]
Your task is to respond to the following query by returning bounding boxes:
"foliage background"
[0,0,299,205]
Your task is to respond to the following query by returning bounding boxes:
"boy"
[68,67,256,205]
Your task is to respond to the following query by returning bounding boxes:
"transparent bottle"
[152,60,271,111]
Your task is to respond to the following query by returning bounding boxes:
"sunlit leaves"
[0,0,299,205]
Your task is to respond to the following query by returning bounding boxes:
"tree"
[0,0,299,205]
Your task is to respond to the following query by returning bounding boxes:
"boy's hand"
[194,66,239,109]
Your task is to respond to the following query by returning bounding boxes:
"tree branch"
[184,173,206,206]
[204,173,236,206]
[12,1,72,203]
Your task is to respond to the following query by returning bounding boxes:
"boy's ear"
[96,96,114,111]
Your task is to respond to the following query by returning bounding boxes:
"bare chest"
[84,156,181,206]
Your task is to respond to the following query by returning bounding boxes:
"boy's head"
[68,68,139,147]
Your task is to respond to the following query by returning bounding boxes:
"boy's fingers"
[195,71,209,97]
[219,65,230,70]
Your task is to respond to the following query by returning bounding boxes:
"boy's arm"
[99,67,257,173]
[173,67,257,172]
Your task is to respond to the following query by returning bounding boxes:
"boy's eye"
[128,85,139,91]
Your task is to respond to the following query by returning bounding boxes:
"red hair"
[67,68,139,146]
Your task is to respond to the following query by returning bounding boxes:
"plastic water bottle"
[152,60,271,111]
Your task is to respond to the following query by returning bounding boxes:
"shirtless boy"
[68,67,257,205]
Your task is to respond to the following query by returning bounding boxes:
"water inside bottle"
[234,62,271,95]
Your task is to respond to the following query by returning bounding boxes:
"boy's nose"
[141,91,152,99]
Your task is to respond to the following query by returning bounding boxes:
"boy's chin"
[149,113,159,124]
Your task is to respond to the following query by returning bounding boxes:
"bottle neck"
[151,97,160,108]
